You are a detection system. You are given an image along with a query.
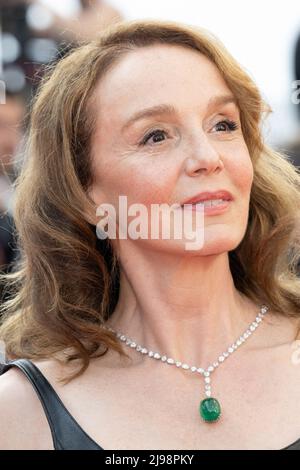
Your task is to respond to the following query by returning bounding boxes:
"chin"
[194,232,244,256]
[134,224,245,255]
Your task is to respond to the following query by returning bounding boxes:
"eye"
[213,119,239,133]
[139,129,169,146]
[139,119,239,147]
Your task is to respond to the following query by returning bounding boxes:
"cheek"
[92,156,173,208]
[112,158,175,206]
[227,151,254,195]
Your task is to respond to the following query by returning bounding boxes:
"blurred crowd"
[285,32,300,168]
[0,0,299,301]
[0,0,123,300]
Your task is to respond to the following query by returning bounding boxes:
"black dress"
[0,359,299,450]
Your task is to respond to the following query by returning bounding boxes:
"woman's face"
[88,44,253,256]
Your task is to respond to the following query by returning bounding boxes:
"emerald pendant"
[199,397,221,422]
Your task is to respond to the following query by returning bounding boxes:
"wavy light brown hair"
[0,19,300,383]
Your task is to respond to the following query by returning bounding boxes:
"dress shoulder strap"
[0,359,102,450]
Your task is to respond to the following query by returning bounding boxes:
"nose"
[184,132,224,176]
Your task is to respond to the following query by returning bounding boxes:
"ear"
[85,184,109,226]
[83,188,99,226]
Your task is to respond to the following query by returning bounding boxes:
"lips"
[181,190,233,206]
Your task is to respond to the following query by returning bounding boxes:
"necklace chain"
[103,304,269,422]
[103,304,269,400]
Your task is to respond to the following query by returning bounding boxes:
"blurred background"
[0,0,299,298]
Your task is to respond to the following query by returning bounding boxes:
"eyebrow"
[122,94,239,132]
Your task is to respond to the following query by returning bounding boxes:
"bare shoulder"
[0,363,54,450]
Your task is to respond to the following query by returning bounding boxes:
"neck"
[107,244,263,368]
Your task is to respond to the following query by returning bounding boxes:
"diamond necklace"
[103,304,269,423]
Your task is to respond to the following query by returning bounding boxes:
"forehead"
[92,44,235,126]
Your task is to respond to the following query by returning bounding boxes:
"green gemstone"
[199,397,221,422]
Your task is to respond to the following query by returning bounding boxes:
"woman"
[0,19,300,450]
